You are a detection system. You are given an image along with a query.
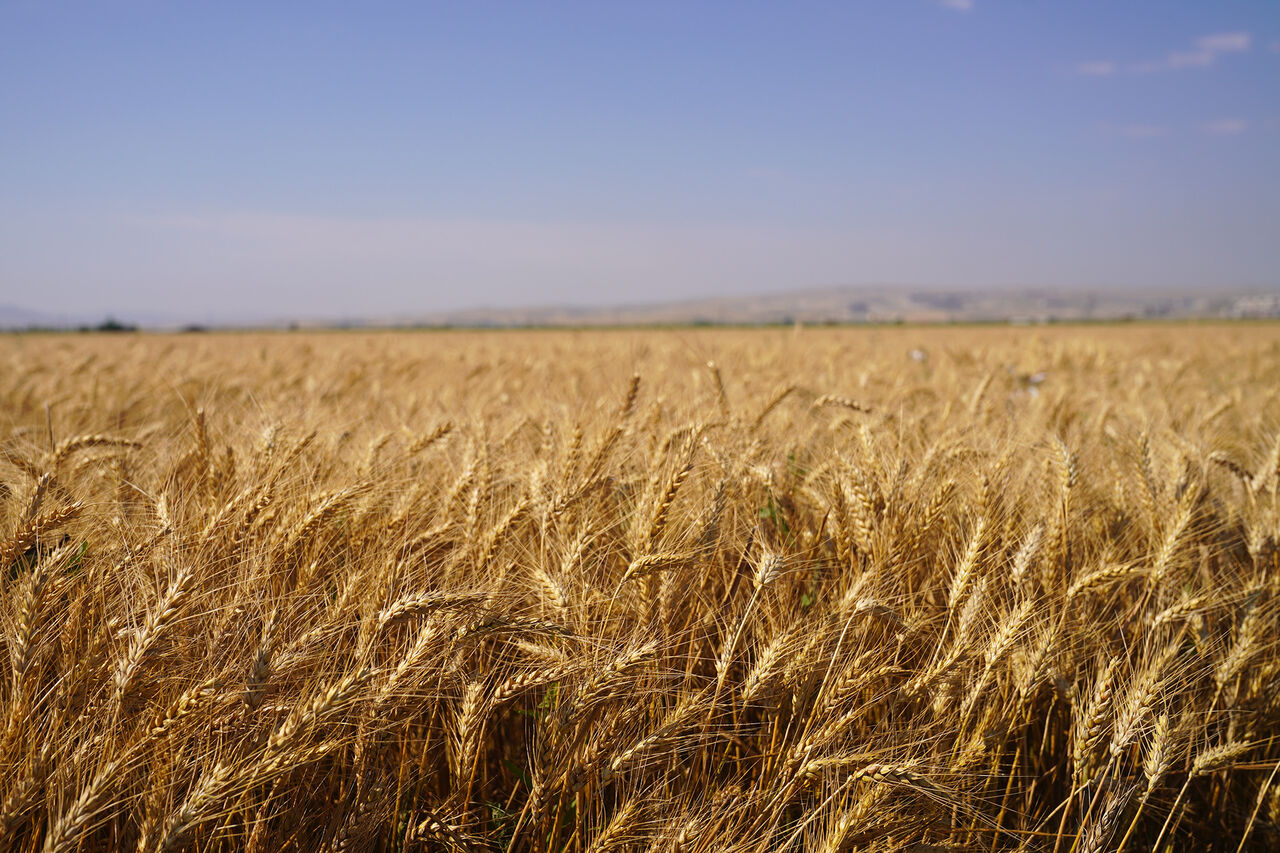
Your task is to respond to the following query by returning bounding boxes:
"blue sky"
[1,1,1277,321]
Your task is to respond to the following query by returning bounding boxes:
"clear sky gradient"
[2,1,1278,321]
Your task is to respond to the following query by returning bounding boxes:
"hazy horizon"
[3,1,1278,320]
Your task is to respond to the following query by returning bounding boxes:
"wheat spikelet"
[399,519,455,559]
[451,680,487,781]
[751,383,796,430]
[22,471,51,519]
[584,796,648,853]
[1017,619,1061,702]
[558,642,658,726]
[1147,481,1198,588]
[173,407,215,500]
[1110,647,1174,760]
[266,668,371,759]
[492,664,573,707]
[0,446,43,482]
[1215,604,1261,692]
[1142,712,1176,796]
[1009,521,1044,590]
[621,551,693,585]
[414,807,477,851]
[0,740,54,841]
[696,471,727,550]
[1136,430,1160,516]
[604,689,707,783]
[157,737,353,850]
[376,620,446,707]
[1209,451,1254,488]
[1054,435,1078,492]
[112,525,172,575]
[821,657,901,716]
[822,785,892,853]
[1251,432,1280,493]
[150,678,220,741]
[51,433,141,468]
[962,596,1035,715]
[0,502,83,567]
[533,564,572,618]
[9,542,74,679]
[154,760,239,853]
[475,494,531,568]
[284,488,361,550]
[1192,740,1252,776]
[243,634,274,711]
[408,420,455,454]
[452,614,562,645]
[948,517,987,613]
[1072,656,1119,785]
[1152,595,1207,628]
[743,622,803,705]
[967,372,994,415]
[1068,562,1142,599]
[841,477,876,556]
[196,483,260,545]
[229,486,272,548]
[984,597,1036,672]
[40,758,125,853]
[1077,787,1131,853]
[910,477,954,557]
[813,394,872,414]
[113,566,199,704]
[376,591,487,632]
[904,640,965,699]
[643,460,694,549]
[705,361,730,418]
[848,762,941,794]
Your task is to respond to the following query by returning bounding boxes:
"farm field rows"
[2,325,1280,852]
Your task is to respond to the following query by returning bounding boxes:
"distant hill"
[4,287,1279,331]
[398,286,1280,328]
[0,304,221,331]
[0,303,83,329]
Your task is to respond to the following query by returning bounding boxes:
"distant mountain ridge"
[0,303,82,328]
[4,287,1279,330]
[408,286,1280,328]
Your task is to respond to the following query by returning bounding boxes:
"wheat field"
[1,324,1279,852]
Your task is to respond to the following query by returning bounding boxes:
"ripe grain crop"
[1,324,1279,852]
